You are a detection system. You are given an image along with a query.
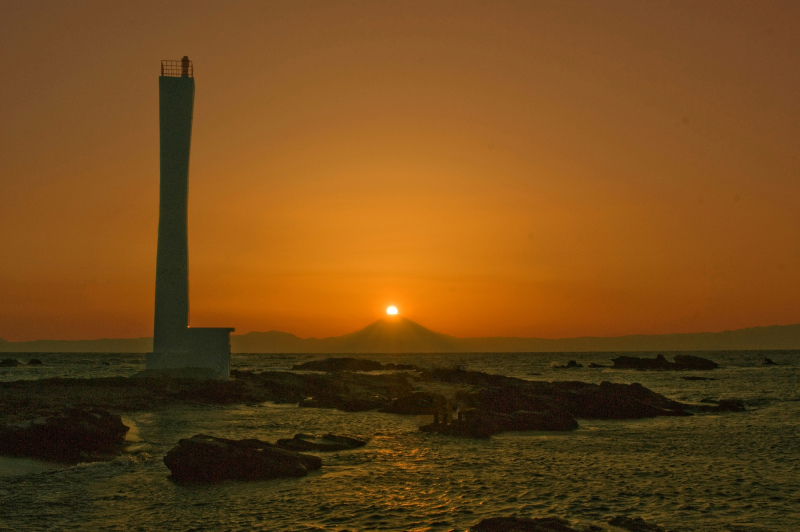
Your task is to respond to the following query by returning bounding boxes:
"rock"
[0,408,129,463]
[275,433,368,452]
[672,354,718,370]
[27,359,43,366]
[681,376,716,381]
[715,399,746,412]
[552,360,583,369]
[380,391,447,414]
[611,354,717,371]
[470,516,580,531]
[611,354,672,370]
[762,357,778,366]
[608,515,666,531]
[292,357,384,372]
[588,363,609,368]
[382,362,419,371]
[163,434,321,483]
[564,381,689,419]
[0,358,21,367]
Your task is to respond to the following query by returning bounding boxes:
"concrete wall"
[153,76,194,354]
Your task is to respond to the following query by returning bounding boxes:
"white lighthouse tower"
[146,57,233,378]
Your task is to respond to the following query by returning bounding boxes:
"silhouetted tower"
[154,56,193,352]
[149,57,233,378]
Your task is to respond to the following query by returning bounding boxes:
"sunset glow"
[387,306,398,316]
[1,3,799,342]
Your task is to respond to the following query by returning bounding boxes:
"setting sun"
[386,306,398,315]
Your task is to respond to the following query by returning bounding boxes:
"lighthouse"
[147,57,234,378]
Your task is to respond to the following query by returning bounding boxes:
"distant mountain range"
[2,317,800,353]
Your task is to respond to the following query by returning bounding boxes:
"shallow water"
[1,351,798,531]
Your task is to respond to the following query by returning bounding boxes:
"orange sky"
[2,1,800,341]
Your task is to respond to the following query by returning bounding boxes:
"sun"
[386,306,398,315]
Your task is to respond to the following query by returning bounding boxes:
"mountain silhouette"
[3,322,800,353]
[323,316,457,353]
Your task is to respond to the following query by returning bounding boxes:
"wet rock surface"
[0,407,129,463]
[163,434,322,483]
[0,359,744,445]
[416,369,688,438]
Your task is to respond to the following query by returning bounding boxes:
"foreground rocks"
[0,408,129,462]
[415,367,698,438]
[0,359,744,445]
[163,434,322,482]
[611,354,718,371]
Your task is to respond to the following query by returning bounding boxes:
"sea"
[0,351,798,532]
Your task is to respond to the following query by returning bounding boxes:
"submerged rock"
[275,433,368,452]
[552,360,583,369]
[470,516,579,531]
[27,358,43,366]
[762,357,778,366]
[693,398,746,413]
[163,434,322,483]
[0,358,21,367]
[0,408,129,463]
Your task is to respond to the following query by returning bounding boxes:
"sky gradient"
[2,1,799,341]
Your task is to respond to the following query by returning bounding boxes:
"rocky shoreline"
[0,358,741,530]
[0,357,743,463]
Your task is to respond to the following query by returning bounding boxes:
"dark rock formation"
[608,515,667,531]
[672,354,718,370]
[611,354,717,370]
[762,357,778,366]
[552,360,583,369]
[418,367,692,438]
[292,357,384,372]
[588,363,609,368]
[163,434,322,483]
[0,408,129,463]
[380,391,447,414]
[275,433,368,452]
[27,358,43,366]
[470,516,579,531]
[0,358,21,367]
[292,357,419,372]
[383,362,419,371]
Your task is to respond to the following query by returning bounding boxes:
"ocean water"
[1,351,798,531]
